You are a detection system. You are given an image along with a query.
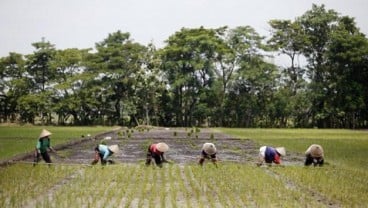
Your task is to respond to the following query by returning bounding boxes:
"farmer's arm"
[91,150,100,165]
[274,154,281,164]
[102,147,111,160]
[161,153,168,162]
[36,141,41,153]
[49,146,57,153]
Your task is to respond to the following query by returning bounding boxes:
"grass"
[1,127,367,207]
[0,126,116,160]
[216,128,368,169]
[1,163,335,207]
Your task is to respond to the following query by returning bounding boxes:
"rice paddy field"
[0,126,367,207]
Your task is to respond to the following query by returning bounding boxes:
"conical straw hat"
[203,143,217,155]
[39,129,52,138]
[109,145,120,154]
[306,144,324,157]
[275,147,286,156]
[156,142,169,152]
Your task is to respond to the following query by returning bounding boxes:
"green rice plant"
[210,133,214,140]
[0,164,78,207]
[117,131,123,139]
[273,165,368,207]
[3,163,357,207]
[217,128,368,169]
[183,166,206,207]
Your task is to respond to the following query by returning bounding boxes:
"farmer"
[304,144,324,166]
[91,144,120,165]
[33,129,57,165]
[199,143,218,167]
[257,146,286,166]
[145,142,169,168]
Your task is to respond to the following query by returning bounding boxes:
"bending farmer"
[257,146,286,166]
[145,142,169,168]
[199,143,218,167]
[91,144,119,165]
[305,144,324,166]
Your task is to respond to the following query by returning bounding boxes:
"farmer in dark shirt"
[145,142,169,168]
[33,129,56,165]
[199,143,218,167]
[304,144,324,166]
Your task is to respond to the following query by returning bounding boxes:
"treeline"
[1,4,367,128]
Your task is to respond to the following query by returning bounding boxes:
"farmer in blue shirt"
[257,146,286,166]
[33,129,56,165]
[91,144,119,165]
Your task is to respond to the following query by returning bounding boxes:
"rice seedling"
[1,127,367,207]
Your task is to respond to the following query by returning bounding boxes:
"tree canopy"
[0,4,367,128]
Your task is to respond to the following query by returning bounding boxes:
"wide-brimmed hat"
[39,129,52,138]
[109,145,120,154]
[275,147,286,156]
[203,143,217,155]
[156,142,169,152]
[306,144,324,158]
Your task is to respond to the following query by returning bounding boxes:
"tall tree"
[297,4,339,127]
[92,31,147,125]
[326,16,368,128]
[160,27,224,126]
[0,53,26,122]
[51,48,91,125]
[223,26,279,127]
[22,38,57,124]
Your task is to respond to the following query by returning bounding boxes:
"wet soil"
[21,127,305,166]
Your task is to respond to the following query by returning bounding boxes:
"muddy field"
[24,127,305,166]
[4,128,356,207]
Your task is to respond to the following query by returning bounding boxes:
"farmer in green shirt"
[33,129,56,165]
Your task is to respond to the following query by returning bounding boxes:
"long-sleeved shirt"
[36,138,50,153]
[149,144,161,155]
[264,146,281,164]
[96,144,112,160]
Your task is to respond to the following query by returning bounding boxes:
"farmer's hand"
[162,159,172,164]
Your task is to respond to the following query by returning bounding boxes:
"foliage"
[0,4,367,128]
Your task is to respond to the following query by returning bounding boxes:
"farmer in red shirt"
[145,142,169,168]
[257,146,286,166]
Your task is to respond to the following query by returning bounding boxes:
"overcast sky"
[1,0,367,58]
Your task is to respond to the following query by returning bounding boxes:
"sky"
[1,0,367,60]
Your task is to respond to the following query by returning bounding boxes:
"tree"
[223,26,279,127]
[23,38,57,124]
[50,48,91,125]
[91,31,148,125]
[297,4,339,127]
[0,53,26,122]
[326,16,368,128]
[160,27,225,126]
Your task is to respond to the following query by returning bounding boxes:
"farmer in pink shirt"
[145,142,170,168]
